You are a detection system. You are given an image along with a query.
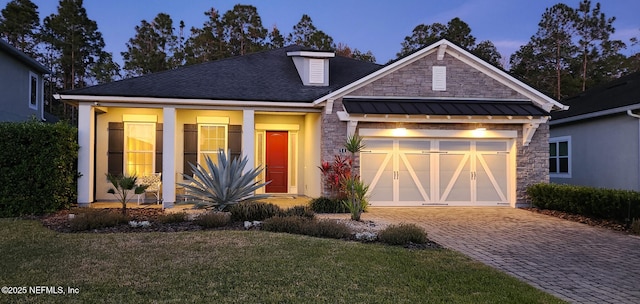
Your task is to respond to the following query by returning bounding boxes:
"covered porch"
[74,101,323,208]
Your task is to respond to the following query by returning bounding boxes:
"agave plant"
[179,150,270,211]
[106,174,148,215]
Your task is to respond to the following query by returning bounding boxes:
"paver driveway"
[361,207,640,304]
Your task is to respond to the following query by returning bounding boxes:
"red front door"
[265,131,288,193]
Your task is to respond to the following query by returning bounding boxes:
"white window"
[549,136,571,178]
[124,122,155,176]
[199,124,228,165]
[28,72,38,110]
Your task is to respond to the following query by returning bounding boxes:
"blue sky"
[4,0,640,65]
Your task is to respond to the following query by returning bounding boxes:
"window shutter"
[228,125,242,161]
[183,124,198,176]
[108,122,124,176]
[155,123,163,173]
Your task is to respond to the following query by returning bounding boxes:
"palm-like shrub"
[179,150,270,211]
[106,174,148,215]
[342,176,369,221]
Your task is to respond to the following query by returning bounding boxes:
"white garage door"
[361,138,511,206]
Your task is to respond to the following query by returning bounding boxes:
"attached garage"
[360,135,514,206]
[315,39,567,207]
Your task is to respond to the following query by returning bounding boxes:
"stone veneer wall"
[320,99,550,206]
[319,50,550,206]
[349,52,526,99]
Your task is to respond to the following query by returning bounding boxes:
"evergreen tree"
[0,0,40,57]
[352,49,376,63]
[397,17,501,67]
[183,7,227,65]
[222,4,267,56]
[336,42,376,63]
[287,14,335,50]
[575,0,622,90]
[509,1,626,100]
[266,25,284,49]
[122,13,181,77]
[41,0,115,89]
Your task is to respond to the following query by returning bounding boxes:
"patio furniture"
[136,173,162,204]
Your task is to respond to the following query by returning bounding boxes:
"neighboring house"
[0,39,50,122]
[550,72,640,191]
[56,39,566,208]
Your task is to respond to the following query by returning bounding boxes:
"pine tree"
[266,25,284,49]
[41,0,115,90]
[287,14,335,50]
[509,1,626,100]
[122,13,181,77]
[0,0,40,57]
[222,4,267,56]
[183,7,227,65]
[396,17,501,66]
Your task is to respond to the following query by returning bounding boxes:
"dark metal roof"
[551,72,640,121]
[0,39,50,74]
[342,98,549,116]
[61,45,383,102]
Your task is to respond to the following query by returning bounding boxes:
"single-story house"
[56,39,566,208]
[0,38,51,122]
[550,71,640,190]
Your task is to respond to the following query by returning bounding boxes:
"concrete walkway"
[359,207,640,304]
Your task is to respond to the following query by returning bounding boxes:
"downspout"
[626,109,640,227]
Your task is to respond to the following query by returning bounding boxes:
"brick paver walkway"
[360,207,640,304]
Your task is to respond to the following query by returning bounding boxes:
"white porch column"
[242,109,255,172]
[77,103,95,207]
[162,107,177,208]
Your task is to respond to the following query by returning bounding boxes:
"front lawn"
[0,219,563,303]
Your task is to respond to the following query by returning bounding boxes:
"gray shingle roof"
[343,98,549,116]
[552,72,640,121]
[62,45,382,102]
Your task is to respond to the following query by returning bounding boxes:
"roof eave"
[55,94,318,109]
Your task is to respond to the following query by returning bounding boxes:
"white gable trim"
[314,39,567,112]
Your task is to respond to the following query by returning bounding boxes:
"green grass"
[0,219,564,303]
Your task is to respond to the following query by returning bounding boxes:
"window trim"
[197,123,229,165]
[549,136,571,178]
[123,122,156,176]
[28,71,38,110]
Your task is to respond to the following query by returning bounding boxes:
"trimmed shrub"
[157,212,188,224]
[194,212,231,228]
[0,121,78,217]
[262,215,306,233]
[229,201,282,221]
[527,183,640,222]
[68,209,129,231]
[631,219,640,235]
[309,197,349,213]
[262,216,351,239]
[281,205,315,219]
[304,219,351,239]
[378,223,427,245]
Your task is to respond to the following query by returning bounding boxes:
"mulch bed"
[35,208,444,249]
[522,207,631,232]
[38,208,205,233]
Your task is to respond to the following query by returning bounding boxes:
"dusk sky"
[4,0,640,66]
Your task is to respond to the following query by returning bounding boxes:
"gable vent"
[288,50,335,86]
